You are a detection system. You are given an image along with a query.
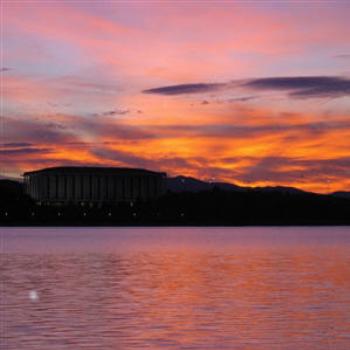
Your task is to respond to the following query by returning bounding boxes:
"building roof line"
[23,166,166,176]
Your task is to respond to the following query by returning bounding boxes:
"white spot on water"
[29,290,39,302]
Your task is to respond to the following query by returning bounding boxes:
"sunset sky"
[1,0,350,193]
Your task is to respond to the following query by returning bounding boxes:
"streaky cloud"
[92,147,193,171]
[92,109,130,117]
[244,76,350,98]
[143,76,350,99]
[143,83,226,95]
[0,147,54,156]
[235,156,350,184]
[227,95,258,102]
[0,142,33,148]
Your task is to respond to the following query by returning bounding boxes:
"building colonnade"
[24,171,165,204]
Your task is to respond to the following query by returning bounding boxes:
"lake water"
[1,227,350,350]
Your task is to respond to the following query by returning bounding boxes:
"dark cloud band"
[245,76,350,98]
[0,147,53,156]
[143,76,350,99]
[143,83,226,95]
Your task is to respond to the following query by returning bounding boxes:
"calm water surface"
[1,227,350,349]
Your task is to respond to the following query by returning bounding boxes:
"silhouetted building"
[23,167,166,205]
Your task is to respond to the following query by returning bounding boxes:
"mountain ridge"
[167,176,313,195]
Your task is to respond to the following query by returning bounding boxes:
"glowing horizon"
[1,1,350,193]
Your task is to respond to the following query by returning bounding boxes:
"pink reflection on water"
[1,227,350,349]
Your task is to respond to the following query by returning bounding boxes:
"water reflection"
[1,227,350,349]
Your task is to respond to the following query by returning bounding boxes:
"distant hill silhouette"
[332,191,350,199]
[166,176,245,193]
[166,176,308,195]
[0,180,25,200]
